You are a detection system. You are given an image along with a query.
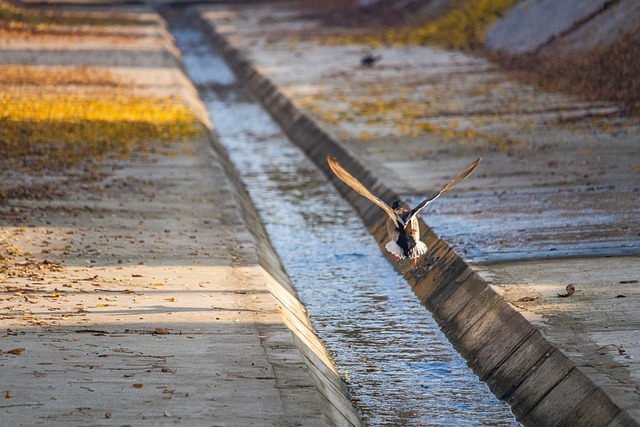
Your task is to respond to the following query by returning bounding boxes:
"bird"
[360,53,382,67]
[327,156,481,265]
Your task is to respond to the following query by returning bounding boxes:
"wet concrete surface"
[412,186,640,263]
[170,18,518,426]
[197,2,640,423]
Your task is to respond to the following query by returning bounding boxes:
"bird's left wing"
[404,158,481,227]
[327,156,403,227]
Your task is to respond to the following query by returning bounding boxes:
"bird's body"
[384,202,427,262]
[360,54,382,67]
[327,156,481,265]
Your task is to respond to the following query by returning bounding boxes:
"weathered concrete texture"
[0,5,360,426]
[481,257,640,424]
[543,0,640,53]
[485,0,640,53]
[197,3,640,426]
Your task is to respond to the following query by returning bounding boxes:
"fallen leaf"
[154,328,169,335]
[517,295,539,302]
[5,391,10,398]
[7,348,26,355]
[133,383,143,389]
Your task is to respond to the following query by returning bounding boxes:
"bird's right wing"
[327,156,402,227]
[404,157,481,227]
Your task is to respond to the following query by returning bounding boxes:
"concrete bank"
[486,0,640,54]
[0,4,360,425]
[194,5,639,426]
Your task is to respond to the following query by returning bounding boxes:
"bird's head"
[391,200,404,211]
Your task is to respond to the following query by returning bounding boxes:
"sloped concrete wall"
[543,0,640,52]
[485,0,640,54]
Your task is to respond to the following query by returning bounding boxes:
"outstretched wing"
[327,156,403,227]
[404,158,481,228]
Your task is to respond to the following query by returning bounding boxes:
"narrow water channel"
[169,14,519,426]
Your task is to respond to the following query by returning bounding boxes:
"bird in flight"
[327,157,481,265]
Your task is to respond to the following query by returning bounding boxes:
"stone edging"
[194,9,638,427]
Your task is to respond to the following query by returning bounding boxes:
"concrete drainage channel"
[163,8,519,427]
[164,6,633,427]
[164,10,517,426]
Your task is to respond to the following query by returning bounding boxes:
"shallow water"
[170,18,518,426]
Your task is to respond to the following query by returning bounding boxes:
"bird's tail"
[409,241,428,259]
[385,240,405,259]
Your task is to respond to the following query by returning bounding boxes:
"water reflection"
[172,22,518,426]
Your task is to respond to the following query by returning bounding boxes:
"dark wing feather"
[404,158,481,228]
[327,156,402,227]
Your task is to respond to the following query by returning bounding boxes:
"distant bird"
[360,53,382,67]
[327,157,481,265]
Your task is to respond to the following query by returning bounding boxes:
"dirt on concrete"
[493,34,640,112]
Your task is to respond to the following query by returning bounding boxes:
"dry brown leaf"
[154,328,169,335]
[133,383,143,388]
[7,348,26,355]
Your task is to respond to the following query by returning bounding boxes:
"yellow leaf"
[132,383,143,389]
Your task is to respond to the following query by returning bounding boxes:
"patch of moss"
[322,0,519,49]
[0,0,152,27]
[0,65,122,86]
[0,92,204,172]
[297,93,525,149]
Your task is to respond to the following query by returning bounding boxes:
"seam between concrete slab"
[194,9,640,427]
